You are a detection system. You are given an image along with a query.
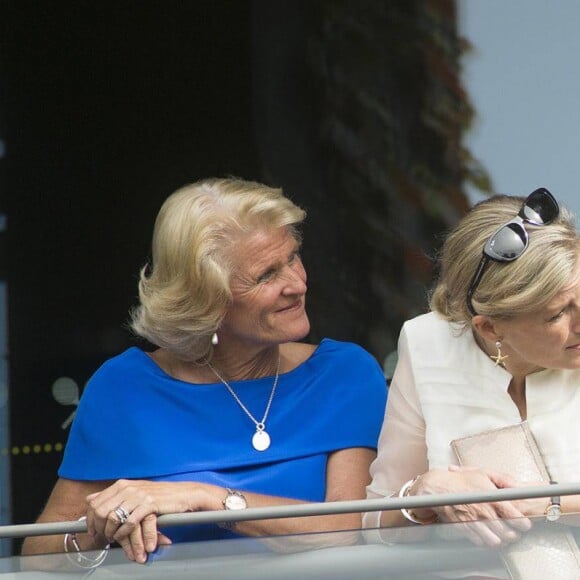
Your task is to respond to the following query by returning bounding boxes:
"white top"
[364,311,580,531]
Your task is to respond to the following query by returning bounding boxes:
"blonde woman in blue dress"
[24,178,386,565]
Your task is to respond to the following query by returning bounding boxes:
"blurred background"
[0,0,579,555]
[460,0,580,211]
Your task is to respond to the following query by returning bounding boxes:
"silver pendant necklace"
[206,357,280,451]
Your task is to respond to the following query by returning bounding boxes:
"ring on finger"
[113,505,131,525]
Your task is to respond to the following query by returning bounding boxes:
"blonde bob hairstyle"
[430,194,580,326]
[130,177,306,361]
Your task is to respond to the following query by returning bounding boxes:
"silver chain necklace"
[206,357,280,451]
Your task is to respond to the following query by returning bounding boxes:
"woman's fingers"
[438,505,495,545]
[486,470,519,489]
[476,515,519,544]
[438,500,528,547]
[94,501,132,541]
[139,513,159,554]
[110,507,160,563]
[115,526,141,563]
[113,518,152,564]
[157,532,173,546]
[102,506,127,541]
[86,483,126,537]
[86,499,115,538]
[114,517,170,564]
[462,520,507,547]
[493,500,532,532]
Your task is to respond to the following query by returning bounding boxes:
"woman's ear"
[471,315,501,343]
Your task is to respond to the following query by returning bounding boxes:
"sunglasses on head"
[466,188,559,317]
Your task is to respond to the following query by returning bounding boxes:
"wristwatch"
[546,496,561,522]
[545,482,561,522]
[223,488,247,511]
[220,488,247,529]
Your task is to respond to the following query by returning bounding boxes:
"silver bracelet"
[398,477,439,525]
[64,516,110,569]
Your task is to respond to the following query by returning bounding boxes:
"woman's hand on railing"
[409,466,532,547]
[85,479,222,563]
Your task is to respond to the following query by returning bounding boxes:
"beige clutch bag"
[451,421,549,483]
[451,421,580,580]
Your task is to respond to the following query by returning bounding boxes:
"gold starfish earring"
[490,340,508,367]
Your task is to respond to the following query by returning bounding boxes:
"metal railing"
[1,482,579,539]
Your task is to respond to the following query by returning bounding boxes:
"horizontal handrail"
[1,482,579,539]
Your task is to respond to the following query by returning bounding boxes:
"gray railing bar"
[2,482,579,539]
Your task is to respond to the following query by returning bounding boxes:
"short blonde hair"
[130,177,306,360]
[430,194,580,326]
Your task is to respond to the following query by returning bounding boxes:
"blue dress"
[59,339,387,542]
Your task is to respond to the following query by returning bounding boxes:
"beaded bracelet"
[398,477,439,525]
[63,516,110,569]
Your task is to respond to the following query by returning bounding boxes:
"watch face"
[225,493,247,511]
[546,504,561,522]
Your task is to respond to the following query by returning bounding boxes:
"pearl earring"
[211,333,219,346]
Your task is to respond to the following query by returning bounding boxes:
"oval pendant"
[252,430,271,451]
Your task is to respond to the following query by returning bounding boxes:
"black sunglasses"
[466,188,559,316]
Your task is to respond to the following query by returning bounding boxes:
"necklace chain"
[206,357,281,430]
